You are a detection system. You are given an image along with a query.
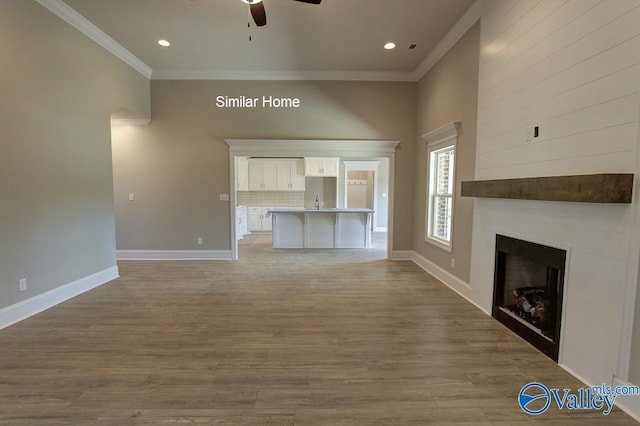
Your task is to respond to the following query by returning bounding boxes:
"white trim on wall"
[612,376,640,422]
[423,122,461,252]
[391,250,489,315]
[34,0,152,78]
[116,250,233,260]
[0,266,119,330]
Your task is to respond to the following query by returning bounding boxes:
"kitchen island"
[269,209,374,249]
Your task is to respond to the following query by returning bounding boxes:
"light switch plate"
[219,194,230,201]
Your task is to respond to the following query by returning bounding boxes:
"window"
[424,122,459,252]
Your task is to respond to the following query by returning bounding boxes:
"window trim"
[423,122,460,252]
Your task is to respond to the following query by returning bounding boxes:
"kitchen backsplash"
[237,191,305,207]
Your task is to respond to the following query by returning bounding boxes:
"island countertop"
[269,208,374,214]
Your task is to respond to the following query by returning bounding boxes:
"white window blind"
[430,147,454,243]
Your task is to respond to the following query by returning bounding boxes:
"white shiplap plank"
[480,5,640,110]
[481,0,571,78]
[480,0,601,94]
[478,38,640,151]
[478,88,639,156]
[476,150,635,180]
[478,122,637,170]
[479,0,640,108]
[481,0,542,64]
[478,65,640,146]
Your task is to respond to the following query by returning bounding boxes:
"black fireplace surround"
[492,235,567,361]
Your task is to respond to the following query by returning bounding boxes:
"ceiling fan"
[241,0,322,28]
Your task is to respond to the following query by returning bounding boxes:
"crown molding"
[412,0,485,81]
[152,69,415,82]
[35,0,152,78]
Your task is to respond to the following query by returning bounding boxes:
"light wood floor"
[0,234,636,424]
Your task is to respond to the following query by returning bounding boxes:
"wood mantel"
[461,174,634,203]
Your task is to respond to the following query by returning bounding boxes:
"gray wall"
[112,80,416,251]
[0,0,150,310]
[413,21,480,283]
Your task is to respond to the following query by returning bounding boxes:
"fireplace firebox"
[492,235,566,361]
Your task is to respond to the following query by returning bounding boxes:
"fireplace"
[492,235,566,361]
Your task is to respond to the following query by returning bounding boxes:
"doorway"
[226,140,398,261]
[347,170,375,213]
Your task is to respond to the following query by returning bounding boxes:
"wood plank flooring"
[0,234,636,424]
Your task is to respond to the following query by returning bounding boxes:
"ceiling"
[60,0,476,80]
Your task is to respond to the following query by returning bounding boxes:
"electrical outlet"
[526,125,533,141]
[19,278,27,292]
[219,194,230,201]
[129,193,135,201]
[197,237,204,245]
[451,259,455,269]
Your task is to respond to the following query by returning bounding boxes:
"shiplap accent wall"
[477,0,640,179]
[470,0,640,391]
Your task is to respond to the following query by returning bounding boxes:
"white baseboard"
[409,250,490,315]
[390,250,489,315]
[613,376,640,422]
[0,266,119,330]
[117,250,233,260]
[555,368,640,421]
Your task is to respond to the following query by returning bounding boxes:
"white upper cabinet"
[246,159,305,191]
[305,157,339,177]
[248,159,277,191]
[236,157,248,191]
[276,159,305,191]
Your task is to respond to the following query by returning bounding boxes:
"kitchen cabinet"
[305,157,339,177]
[248,160,277,191]
[236,157,248,191]
[276,159,305,191]
[236,206,248,240]
[248,207,274,232]
[245,159,305,191]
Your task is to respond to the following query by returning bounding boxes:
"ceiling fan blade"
[250,2,267,27]
[293,0,322,4]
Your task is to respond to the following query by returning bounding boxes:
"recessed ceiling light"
[241,0,262,4]
[157,39,171,47]
[384,42,396,50]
